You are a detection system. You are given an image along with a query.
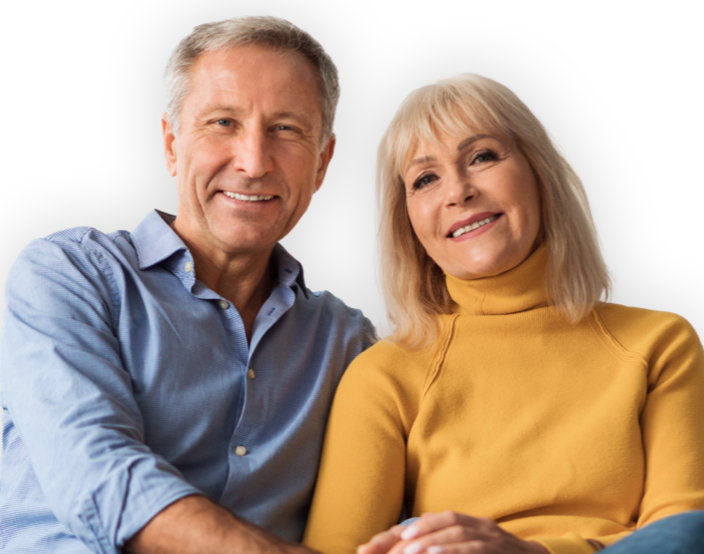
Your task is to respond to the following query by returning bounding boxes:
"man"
[0,16,374,553]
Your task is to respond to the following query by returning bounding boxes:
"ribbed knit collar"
[445,244,549,316]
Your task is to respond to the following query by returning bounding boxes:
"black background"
[0,6,704,331]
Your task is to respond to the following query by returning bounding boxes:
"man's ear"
[162,114,178,177]
[314,134,336,192]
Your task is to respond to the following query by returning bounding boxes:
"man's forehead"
[189,46,316,85]
[181,46,322,122]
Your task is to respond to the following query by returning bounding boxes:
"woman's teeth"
[224,192,274,202]
[452,214,500,238]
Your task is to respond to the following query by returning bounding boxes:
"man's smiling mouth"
[223,192,274,202]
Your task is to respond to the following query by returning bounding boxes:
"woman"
[303,74,704,554]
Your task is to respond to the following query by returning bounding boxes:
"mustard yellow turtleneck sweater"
[303,246,704,554]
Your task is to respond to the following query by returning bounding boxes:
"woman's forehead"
[397,120,505,171]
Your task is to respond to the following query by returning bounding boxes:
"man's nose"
[233,129,273,178]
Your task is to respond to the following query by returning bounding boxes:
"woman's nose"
[445,171,477,207]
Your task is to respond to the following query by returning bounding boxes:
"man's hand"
[357,512,549,554]
[126,495,316,554]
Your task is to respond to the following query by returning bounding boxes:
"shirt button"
[235,445,247,456]
[247,368,256,379]
[184,261,193,272]
[219,300,229,310]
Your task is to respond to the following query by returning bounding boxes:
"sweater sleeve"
[303,342,427,554]
[637,314,704,519]
[536,309,704,554]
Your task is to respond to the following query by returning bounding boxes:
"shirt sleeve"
[303,345,417,554]
[0,237,201,553]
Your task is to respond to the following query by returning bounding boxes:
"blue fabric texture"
[0,210,375,553]
[602,511,704,553]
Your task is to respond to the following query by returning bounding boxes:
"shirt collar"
[272,243,308,297]
[130,210,307,295]
[131,210,187,270]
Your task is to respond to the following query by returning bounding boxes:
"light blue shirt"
[0,210,374,553]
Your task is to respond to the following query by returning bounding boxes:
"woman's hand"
[357,524,406,554]
[358,512,549,554]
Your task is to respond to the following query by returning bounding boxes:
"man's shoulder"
[40,225,131,253]
[6,225,136,305]
[293,287,377,346]
[272,244,376,344]
[15,225,134,267]
[302,288,364,318]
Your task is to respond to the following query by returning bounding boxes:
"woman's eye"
[472,150,497,164]
[412,174,438,189]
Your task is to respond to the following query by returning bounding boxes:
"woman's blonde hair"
[378,74,610,347]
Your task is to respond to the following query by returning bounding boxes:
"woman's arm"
[634,315,704,523]
[303,344,425,554]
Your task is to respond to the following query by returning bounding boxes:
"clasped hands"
[357,512,549,554]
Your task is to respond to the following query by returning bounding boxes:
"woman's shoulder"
[592,302,702,362]
[340,317,454,395]
[595,302,697,334]
[345,336,437,377]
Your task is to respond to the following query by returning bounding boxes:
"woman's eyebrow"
[406,134,496,170]
[457,134,494,151]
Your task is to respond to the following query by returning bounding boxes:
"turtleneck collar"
[445,243,549,316]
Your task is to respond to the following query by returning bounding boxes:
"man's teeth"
[223,192,274,202]
[452,215,500,238]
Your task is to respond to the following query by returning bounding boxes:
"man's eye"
[215,119,231,127]
[275,125,293,131]
[412,174,437,189]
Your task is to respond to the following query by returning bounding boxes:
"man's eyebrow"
[406,134,496,170]
[198,104,238,114]
[197,105,309,118]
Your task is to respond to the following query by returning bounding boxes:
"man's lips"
[222,191,275,202]
[448,212,502,238]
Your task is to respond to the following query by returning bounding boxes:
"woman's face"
[403,130,541,280]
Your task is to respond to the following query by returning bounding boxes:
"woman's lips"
[448,213,502,238]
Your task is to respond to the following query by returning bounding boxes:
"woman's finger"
[396,518,548,554]
[425,542,484,554]
[400,524,488,554]
[400,512,490,541]
[358,525,406,554]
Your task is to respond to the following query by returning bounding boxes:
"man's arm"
[0,236,204,550]
[126,495,315,554]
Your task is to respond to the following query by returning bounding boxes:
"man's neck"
[172,225,276,342]
[198,251,275,342]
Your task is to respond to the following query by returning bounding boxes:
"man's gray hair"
[164,16,340,141]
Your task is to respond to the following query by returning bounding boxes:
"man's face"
[163,46,334,258]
